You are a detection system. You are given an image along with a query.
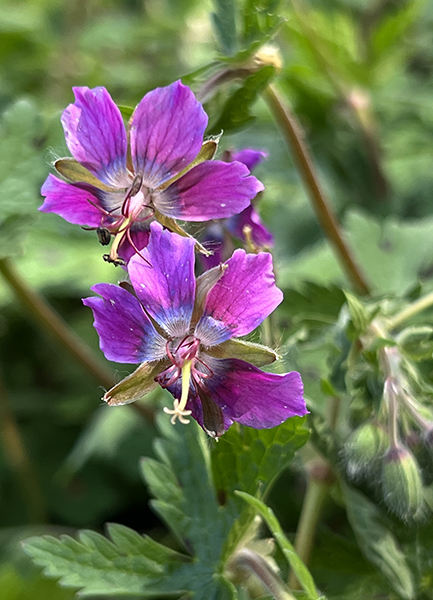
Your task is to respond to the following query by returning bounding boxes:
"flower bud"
[381,445,424,521]
[343,421,387,481]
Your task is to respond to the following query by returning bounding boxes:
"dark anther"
[97,227,111,246]
[130,173,143,197]
[103,254,126,267]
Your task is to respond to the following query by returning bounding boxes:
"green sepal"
[54,158,118,192]
[206,338,280,366]
[104,360,168,406]
[191,263,228,326]
[154,210,211,255]
[158,138,221,191]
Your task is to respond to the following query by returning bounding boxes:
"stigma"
[163,359,193,424]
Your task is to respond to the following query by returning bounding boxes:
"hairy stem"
[232,548,296,600]
[0,364,47,523]
[264,84,370,296]
[0,258,154,422]
[387,291,433,331]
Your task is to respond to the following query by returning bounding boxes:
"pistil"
[163,359,193,425]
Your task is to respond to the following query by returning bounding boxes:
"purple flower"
[40,82,263,264]
[201,148,273,269]
[83,222,306,437]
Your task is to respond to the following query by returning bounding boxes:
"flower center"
[93,174,155,265]
[157,335,212,425]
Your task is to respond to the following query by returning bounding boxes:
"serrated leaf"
[342,483,415,600]
[210,66,276,134]
[235,492,319,599]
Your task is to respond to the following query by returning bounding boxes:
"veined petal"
[227,205,274,247]
[153,161,264,221]
[231,149,268,171]
[40,174,104,227]
[204,358,307,429]
[195,249,282,345]
[83,283,167,364]
[61,87,129,187]
[128,222,196,337]
[130,80,207,188]
[117,227,150,264]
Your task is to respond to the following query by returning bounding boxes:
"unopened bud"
[381,446,424,521]
[343,421,387,481]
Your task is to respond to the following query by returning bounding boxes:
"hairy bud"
[343,421,387,481]
[381,446,424,521]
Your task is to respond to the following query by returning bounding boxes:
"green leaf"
[343,291,370,337]
[212,418,309,559]
[235,492,319,599]
[342,483,415,600]
[210,65,276,134]
[278,210,433,296]
[212,0,238,57]
[23,526,186,597]
[0,100,46,258]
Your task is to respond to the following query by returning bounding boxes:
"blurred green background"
[1,0,433,597]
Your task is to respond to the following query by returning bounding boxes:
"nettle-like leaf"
[212,417,309,561]
[212,0,238,57]
[24,413,309,598]
[0,99,46,258]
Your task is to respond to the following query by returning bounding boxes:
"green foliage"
[24,414,309,597]
[342,484,415,599]
[236,492,320,599]
[0,100,45,258]
[209,65,275,134]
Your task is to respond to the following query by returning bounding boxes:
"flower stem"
[0,364,47,523]
[232,548,297,600]
[0,258,154,422]
[263,84,370,296]
[288,459,334,589]
[387,291,433,331]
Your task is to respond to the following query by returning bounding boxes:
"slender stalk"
[0,364,47,523]
[264,85,370,296]
[232,548,297,600]
[288,460,334,589]
[0,258,154,422]
[387,290,433,331]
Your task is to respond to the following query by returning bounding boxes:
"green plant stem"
[288,460,334,590]
[388,290,433,331]
[232,548,297,600]
[0,364,47,523]
[0,258,154,422]
[264,84,370,296]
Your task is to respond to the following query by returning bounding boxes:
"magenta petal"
[117,227,150,264]
[231,149,268,172]
[227,205,274,247]
[195,249,282,345]
[130,81,207,187]
[205,358,307,429]
[128,222,196,337]
[40,174,104,227]
[83,283,166,364]
[61,87,128,187]
[155,161,264,221]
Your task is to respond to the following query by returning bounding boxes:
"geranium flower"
[40,82,263,264]
[201,148,274,268]
[83,222,306,437]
